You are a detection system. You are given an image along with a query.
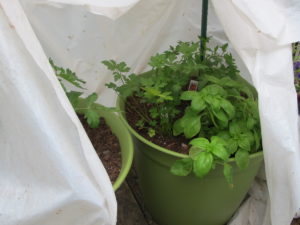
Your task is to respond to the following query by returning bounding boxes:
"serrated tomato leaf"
[84,109,100,128]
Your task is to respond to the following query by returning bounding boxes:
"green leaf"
[210,97,221,111]
[50,59,85,89]
[85,93,98,107]
[220,77,238,88]
[202,84,226,96]
[247,118,256,129]
[84,109,100,128]
[173,118,184,136]
[235,150,249,169]
[217,131,231,140]
[227,138,238,154]
[148,128,156,137]
[180,91,198,101]
[102,60,117,70]
[170,158,193,176]
[183,115,201,139]
[203,75,220,84]
[221,43,228,52]
[253,130,261,150]
[210,136,227,145]
[221,99,235,119]
[210,137,229,161]
[143,87,173,101]
[188,146,202,159]
[223,163,233,185]
[136,119,145,129]
[106,82,117,89]
[193,152,213,178]
[212,109,228,127]
[238,137,251,152]
[66,91,82,108]
[149,107,159,119]
[117,62,130,72]
[191,95,206,112]
[189,137,209,150]
[211,144,229,161]
[229,121,241,136]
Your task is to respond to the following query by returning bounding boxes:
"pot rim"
[78,107,134,191]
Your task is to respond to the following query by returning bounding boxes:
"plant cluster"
[104,38,262,184]
[50,59,114,128]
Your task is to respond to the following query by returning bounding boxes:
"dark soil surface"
[125,98,190,155]
[292,218,300,225]
[79,115,122,183]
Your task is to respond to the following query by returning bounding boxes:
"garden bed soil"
[125,98,190,155]
[79,115,122,183]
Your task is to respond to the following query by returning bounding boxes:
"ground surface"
[116,167,158,225]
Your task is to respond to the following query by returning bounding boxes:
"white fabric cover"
[211,1,300,225]
[2,0,300,224]
[0,1,116,225]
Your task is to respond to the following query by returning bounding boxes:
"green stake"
[200,0,209,61]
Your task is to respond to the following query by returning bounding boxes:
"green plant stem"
[208,109,219,128]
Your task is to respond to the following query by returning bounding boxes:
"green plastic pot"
[117,97,263,225]
[80,108,134,191]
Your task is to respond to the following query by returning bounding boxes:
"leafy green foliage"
[170,158,193,176]
[103,38,262,184]
[50,58,86,91]
[50,60,115,128]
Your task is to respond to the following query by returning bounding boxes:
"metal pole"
[200,0,209,61]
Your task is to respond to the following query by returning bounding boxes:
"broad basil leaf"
[202,84,226,96]
[181,91,198,100]
[238,137,251,152]
[217,131,231,140]
[183,115,201,139]
[223,163,233,185]
[203,75,220,84]
[247,118,256,129]
[189,146,202,159]
[193,152,213,178]
[227,138,238,154]
[211,136,226,145]
[235,150,249,169]
[191,95,206,112]
[221,99,235,119]
[210,97,221,111]
[210,137,229,160]
[170,158,193,176]
[173,118,184,136]
[189,138,209,150]
[220,77,238,88]
[229,121,241,136]
[253,130,261,150]
[212,109,228,127]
